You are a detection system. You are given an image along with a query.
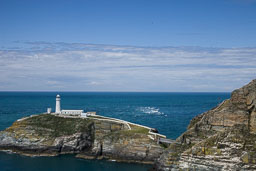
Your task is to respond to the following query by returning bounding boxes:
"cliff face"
[0,114,164,164]
[155,79,256,170]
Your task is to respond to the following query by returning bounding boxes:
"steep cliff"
[0,114,164,164]
[155,79,256,170]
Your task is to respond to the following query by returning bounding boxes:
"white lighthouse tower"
[55,94,61,114]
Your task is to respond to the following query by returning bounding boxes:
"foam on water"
[138,107,163,115]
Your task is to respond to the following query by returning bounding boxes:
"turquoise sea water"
[0,92,230,171]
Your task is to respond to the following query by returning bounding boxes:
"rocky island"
[154,79,256,170]
[0,112,168,164]
[0,92,172,165]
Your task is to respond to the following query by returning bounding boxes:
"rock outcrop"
[0,114,164,164]
[155,79,256,170]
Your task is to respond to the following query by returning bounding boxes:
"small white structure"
[47,108,52,114]
[55,94,61,114]
[86,112,96,116]
[61,110,84,115]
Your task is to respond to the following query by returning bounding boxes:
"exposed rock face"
[0,114,164,164]
[155,79,256,170]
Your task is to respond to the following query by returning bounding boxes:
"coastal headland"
[154,79,256,170]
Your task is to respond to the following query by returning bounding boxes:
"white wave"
[138,107,163,115]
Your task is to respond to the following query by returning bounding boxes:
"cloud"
[0,42,255,92]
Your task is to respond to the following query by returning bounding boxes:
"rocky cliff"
[155,79,256,170]
[0,114,164,164]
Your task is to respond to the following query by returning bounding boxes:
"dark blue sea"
[0,92,230,171]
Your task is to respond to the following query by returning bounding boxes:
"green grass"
[129,125,150,134]
[103,124,150,142]
[25,114,94,137]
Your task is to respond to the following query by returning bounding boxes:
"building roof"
[61,110,84,112]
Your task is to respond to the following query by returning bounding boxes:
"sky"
[0,0,256,92]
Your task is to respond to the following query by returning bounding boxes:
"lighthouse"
[55,94,61,114]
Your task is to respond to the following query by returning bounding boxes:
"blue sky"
[0,0,256,91]
[1,0,256,47]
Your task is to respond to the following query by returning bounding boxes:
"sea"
[0,92,230,171]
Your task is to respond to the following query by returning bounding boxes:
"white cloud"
[0,42,255,92]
